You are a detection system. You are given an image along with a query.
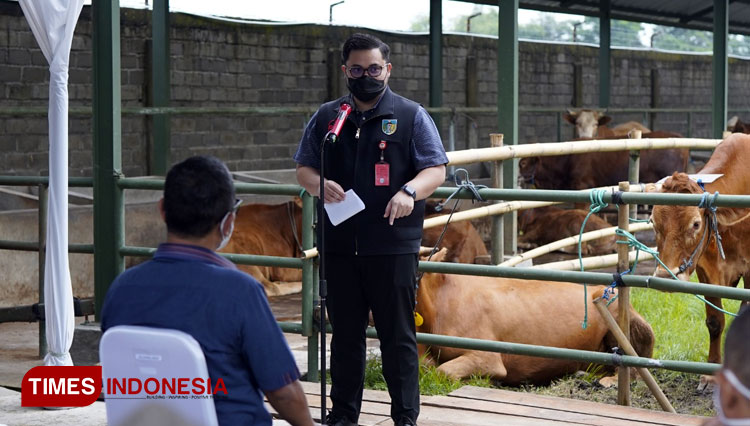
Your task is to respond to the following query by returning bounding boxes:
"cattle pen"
[2,136,750,420]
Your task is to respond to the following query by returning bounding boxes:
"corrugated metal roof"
[463,1,750,36]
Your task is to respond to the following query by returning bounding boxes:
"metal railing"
[3,139,750,388]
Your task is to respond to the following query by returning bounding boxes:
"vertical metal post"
[628,131,641,219]
[448,114,456,178]
[616,181,631,406]
[37,184,48,357]
[466,56,478,108]
[301,193,319,382]
[573,64,583,107]
[429,0,442,130]
[712,0,728,139]
[599,0,611,108]
[556,111,562,142]
[93,0,125,321]
[498,0,518,256]
[649,68,659,131]
[327,49,341,101]
[490,134,504,264]
[150,0,171,175]
[466,56,478,154]
[687,111,693,138]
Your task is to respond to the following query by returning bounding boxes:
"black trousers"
[325,253,420,423]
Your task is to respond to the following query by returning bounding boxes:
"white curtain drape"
[19,0,85,367]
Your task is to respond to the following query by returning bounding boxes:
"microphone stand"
[316,102,349,424]
[318,130,335,424]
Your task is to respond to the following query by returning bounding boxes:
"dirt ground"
[502,368,715,417]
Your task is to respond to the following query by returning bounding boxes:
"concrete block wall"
[1,1,749,178]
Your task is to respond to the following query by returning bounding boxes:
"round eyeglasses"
[346,64,387,79]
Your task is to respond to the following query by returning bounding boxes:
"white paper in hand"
[324,189,365,226]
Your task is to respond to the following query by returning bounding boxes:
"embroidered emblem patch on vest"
[382,119,397,135]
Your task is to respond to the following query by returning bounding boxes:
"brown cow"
[416,249,654,384]
[518,206,615,255]
[519,131,688,190]
[563,109,651,139]
[727,116,750,134]
[221,200,304,296]
[651,133,750,364]
[422,211,488,264]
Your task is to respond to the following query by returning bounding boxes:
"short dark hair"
[341,33,390,64]
[163,156,235,238]
[725,305,750,387]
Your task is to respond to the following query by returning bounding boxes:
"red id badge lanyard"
[375,141,389,186]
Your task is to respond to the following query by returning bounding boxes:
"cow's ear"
[727,115,739,130]
[642,183,659,193]
[563,110,577,124]
[293,197,303,209]
[598,115,612,126]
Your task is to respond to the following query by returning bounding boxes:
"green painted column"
[599,0,611,108]
[93,0,124,321]
[300,193,318,381]
[712,0,728,138]
[498,0,518,257]
[151,0,171,175]
[429,0,442,130]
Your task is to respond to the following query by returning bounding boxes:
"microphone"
[325,103,352,143]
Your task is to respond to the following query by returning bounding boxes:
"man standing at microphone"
[294,33,447,426]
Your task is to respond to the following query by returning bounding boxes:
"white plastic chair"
[100,325,219,426]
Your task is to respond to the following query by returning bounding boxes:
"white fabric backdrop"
[19,0,85,367]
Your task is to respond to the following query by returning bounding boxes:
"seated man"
[703,306,750,426]
[101,156,313,426]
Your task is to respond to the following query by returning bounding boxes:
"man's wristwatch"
[401,184,417,200]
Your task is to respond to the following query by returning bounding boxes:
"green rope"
[578,189,609,329]
[615,229,738,318]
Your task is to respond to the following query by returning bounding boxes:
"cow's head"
[651,173,719,281]
[651,174,704,280]
[518,157,538,188]
[517,207,548,231]
[727,116,750,134]
[652,173,750,280]
[563,109,612,138]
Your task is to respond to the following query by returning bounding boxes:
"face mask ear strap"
[216,211,234,251]
[725,369,750,401]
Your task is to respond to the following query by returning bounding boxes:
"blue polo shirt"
[101,243,300,425]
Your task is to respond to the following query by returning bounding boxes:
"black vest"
[314,88,425,255]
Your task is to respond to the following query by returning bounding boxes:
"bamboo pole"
[617,181,631,406]
[424,183,660,229]
[628,131,642,219]
[490,134,504,264]
[446,137,721,166]
[500,222,653,267]
[423,200,555,229]
[593,298,676,413]
[532,247,655,271]
[300,248,318,259]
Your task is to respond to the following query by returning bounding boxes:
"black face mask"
[347,76,386,102]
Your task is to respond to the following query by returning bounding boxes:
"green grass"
[630,274,743,362]
[363,354,493,396]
